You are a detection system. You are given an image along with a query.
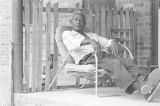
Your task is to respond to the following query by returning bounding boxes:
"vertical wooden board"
[114,9,118,29]
[111,8,114,29]
[101,7,106,37]
[32,0,38,92]
[120,8,126,57]
[125,8,132,55]
[130,8,136,58]
[116,9,121,41]
[45,2,51,90]
[117,9,121,29]
[75,3,79,11]
[37,0,43,91]
[86,8,93,32]
[51,3,59,89]
[125,9,130,29]
[158,9,160,67]
[74,3,81,87]
[111,8,117,37]
[24,0,30,92]
[95,7,100,35]
[120,8,125,29]
[106,8,111,38]
[92,13,95,33]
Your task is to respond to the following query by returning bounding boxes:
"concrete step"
[14,87,160,106]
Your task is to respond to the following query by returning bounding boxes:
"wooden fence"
[23,0,136,92]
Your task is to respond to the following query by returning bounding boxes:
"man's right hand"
[90,39,101,57]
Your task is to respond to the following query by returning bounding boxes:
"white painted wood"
[158,9,160,67]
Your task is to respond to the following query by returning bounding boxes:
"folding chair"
[49,26,133,95]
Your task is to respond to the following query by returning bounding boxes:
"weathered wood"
[43,7,75,13]
[52,3,59,89]
[74,3,81,87]
[12,0,23,93]
[152,0,159,66]
[130,8,136,58]
[111,8,116,29]
[120,8,127,57]
[95,6,100,36]
[32,0,38,92]
[106,7,111,38]
[37,0,43,91]
[111,28,133,32]
[45,2,51,90]
[125,8,132,54]
[101,7,106,37]
[86,8,93,31]
[24,0,30,92]
[158,9,160,67]
[75,3,79,11]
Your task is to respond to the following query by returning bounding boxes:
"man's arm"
[81,38,102,57]
[95,34,121,57]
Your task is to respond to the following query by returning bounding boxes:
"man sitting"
[58,10,160,102]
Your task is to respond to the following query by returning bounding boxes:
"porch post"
[12,0,23,92]
[158,9,160,67]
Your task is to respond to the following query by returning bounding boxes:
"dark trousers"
[80,53,148,90]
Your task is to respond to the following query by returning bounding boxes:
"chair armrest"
[65,63,96,72]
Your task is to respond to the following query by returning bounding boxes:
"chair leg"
[75,77,80,87]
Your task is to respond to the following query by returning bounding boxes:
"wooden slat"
[86,8,93,32]
[37,0,43,91]
[24,0,30,92]
[130,8,136,58]
[120,8,124,29]
[32,0,38,92]
[75,3,79,11]
[120,8,127,57]
[111,28,132,32]
[92,12,95,33]
[74,3,81,87]
[45,2,51,90]
[51,3,59,89]
[106,8,111,38]
[43,7,75,13]
[101,7,106,37]
[95,6,100,35]
[111,8,117,29]
[24,6,90,13]
[125,8,132,54]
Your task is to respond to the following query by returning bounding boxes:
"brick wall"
[116,0,152,66]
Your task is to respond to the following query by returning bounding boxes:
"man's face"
[70,13,86,31]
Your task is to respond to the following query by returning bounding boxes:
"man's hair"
[72,10,86,23]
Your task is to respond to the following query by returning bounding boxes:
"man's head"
[70,11,86,32]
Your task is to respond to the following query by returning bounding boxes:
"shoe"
[144,81,160,102]
[141,68,160,102]
[141,68,160,95]
[125,84,136,94]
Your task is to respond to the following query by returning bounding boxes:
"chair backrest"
[55,26,72,63]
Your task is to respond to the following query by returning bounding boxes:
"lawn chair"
[49,26,133,95]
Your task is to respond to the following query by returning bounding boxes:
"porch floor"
[15,87,160,106]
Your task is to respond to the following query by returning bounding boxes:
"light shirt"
[62,30,112,64]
